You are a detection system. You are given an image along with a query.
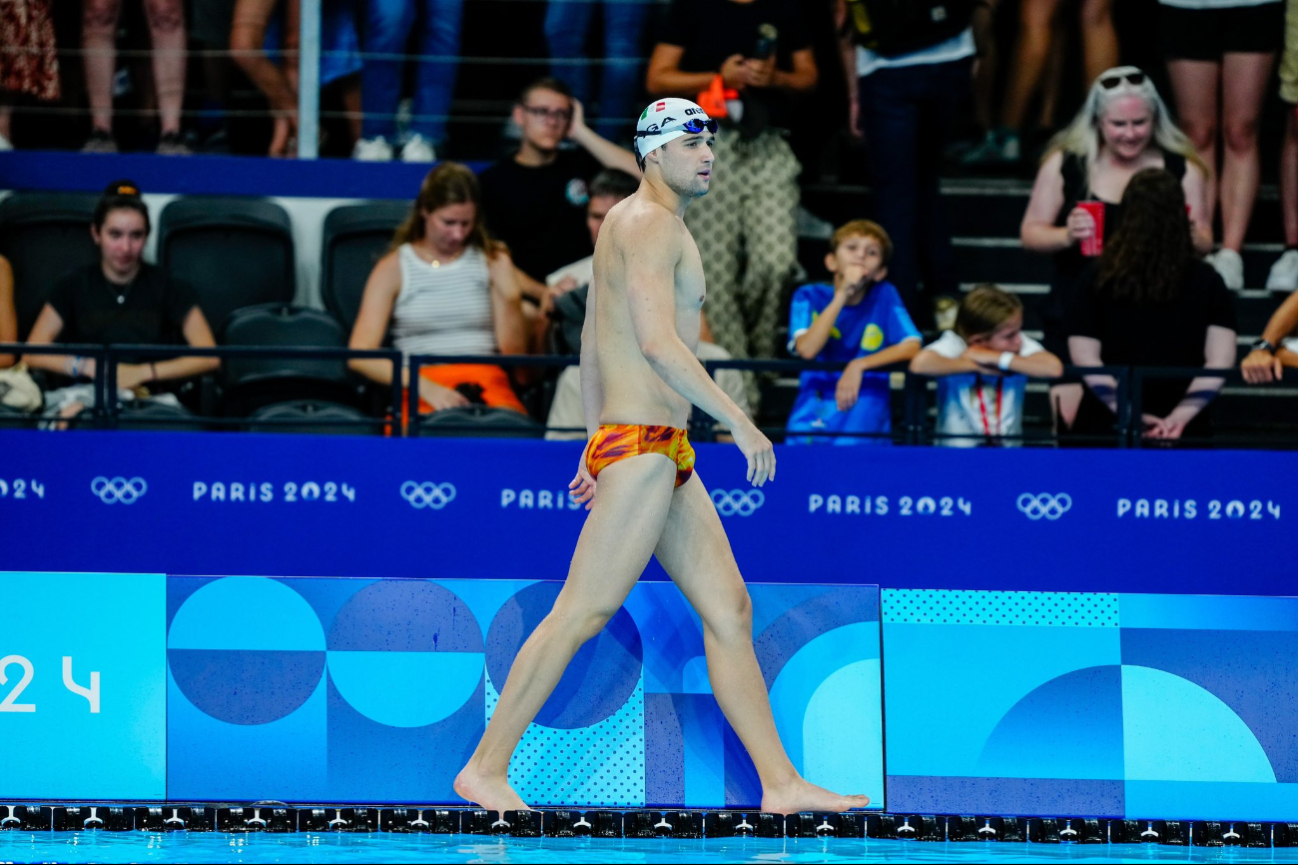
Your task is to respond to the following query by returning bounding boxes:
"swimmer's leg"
[654,471,871,815]
[455,453,678,815]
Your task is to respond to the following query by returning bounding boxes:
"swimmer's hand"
[569,451,597,510]
[733,420,775,487]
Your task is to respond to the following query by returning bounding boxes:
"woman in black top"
[1067,168,1236,442]
[1020,67,1210,430]
[22,181,219,412]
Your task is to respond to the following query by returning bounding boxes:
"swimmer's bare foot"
[453,764,530,815]
[761,778,870,815]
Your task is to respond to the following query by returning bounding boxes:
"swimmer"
[455,98,870,817]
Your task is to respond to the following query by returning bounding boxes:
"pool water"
[5,833,1298,864]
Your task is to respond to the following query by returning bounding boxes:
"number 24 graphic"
[0,656,100,713]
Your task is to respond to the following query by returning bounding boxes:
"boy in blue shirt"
[787,220,921,444]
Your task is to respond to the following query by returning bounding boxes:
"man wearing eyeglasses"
[477,77,640,326]
[456,97,872,820]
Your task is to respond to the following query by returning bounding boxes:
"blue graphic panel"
[0,572,166,799]
[164,576,883,805]
[883,589,1298,819]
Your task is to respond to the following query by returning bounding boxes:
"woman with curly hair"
[1066,168,1237,442]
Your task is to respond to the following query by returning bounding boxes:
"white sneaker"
[352,136,394,162]
[400,134,437,163]
[1210,247,1245,290]
[1266,248,1298,292]
[0,134,12,152]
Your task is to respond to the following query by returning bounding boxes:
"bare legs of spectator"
[81,0,186,151]
[231,0,299,156]
[1169,52,1276,287]
[967,0,1115,165]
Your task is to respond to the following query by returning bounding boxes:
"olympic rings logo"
[711,489,765,517]
[91,476,148,505]
[400,481,457,510]
[1017,492,1072,521]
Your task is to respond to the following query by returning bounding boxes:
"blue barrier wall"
[3,431,1296,818]
[0,430,1291,595]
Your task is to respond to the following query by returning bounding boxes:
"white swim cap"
[634,98,717,162]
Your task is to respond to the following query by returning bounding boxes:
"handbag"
[0,363,43,413]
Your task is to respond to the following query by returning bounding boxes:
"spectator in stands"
[910,284,1062,446]
[352,0,462,162]
[477,78,639,309]
[647,0,817,368]
[21,181,220,422]
[836,0,972,329]
[1267,2,1298,291]
[81,0,188,154]
[348,162,529,416]
[543,170,750,439]
[962,0,1117,165]
[786,220,920,445]
[545,0,649,141]
[1161,0,1283,290]
[0,0,59,151]
[543,167,641,352]
[231,0,363,157]
[1240,290,1298,382]
[1021,67,1209,430]
[1067,168,1236,441]
[0,254,16,367]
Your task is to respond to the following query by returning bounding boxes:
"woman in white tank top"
[348,163,529,417]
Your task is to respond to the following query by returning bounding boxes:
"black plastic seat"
[418,406,544,438]
[0,192,101,338]
[245,399,377,435]
[158,196,295,334]
[321,200,409,333]
[219,303,355,415]
[117,400,199,432]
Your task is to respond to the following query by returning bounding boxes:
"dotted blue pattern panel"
[883,589,1298,820]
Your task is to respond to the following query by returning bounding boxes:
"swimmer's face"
[421,201,477,253]
[825,233,887,287]
[513,87,573,154]
[968,310,1025,354]
[91,207,148,279]
[587,194,624,246]
[652,134,715,198]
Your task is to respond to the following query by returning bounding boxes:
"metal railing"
[1,343,1294,447]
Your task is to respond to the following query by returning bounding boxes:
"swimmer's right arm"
[626,214,775,485]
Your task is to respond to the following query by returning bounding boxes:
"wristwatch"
[1251,338,1275,353]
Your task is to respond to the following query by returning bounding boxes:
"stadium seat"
[0,192,100,338]
[418,406,544,438]
[321,200,409,332]
[117,400,199,432]
[245,400,377,435]
[219,303,356,415]
[158,196,294,333]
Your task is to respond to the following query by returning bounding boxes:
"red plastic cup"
[1078,201,1105,257]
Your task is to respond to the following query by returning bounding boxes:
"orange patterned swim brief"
[584,424,696,488]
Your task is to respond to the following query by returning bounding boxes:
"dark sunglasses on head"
[636,118,719,138]
[1099,71,1146,89]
